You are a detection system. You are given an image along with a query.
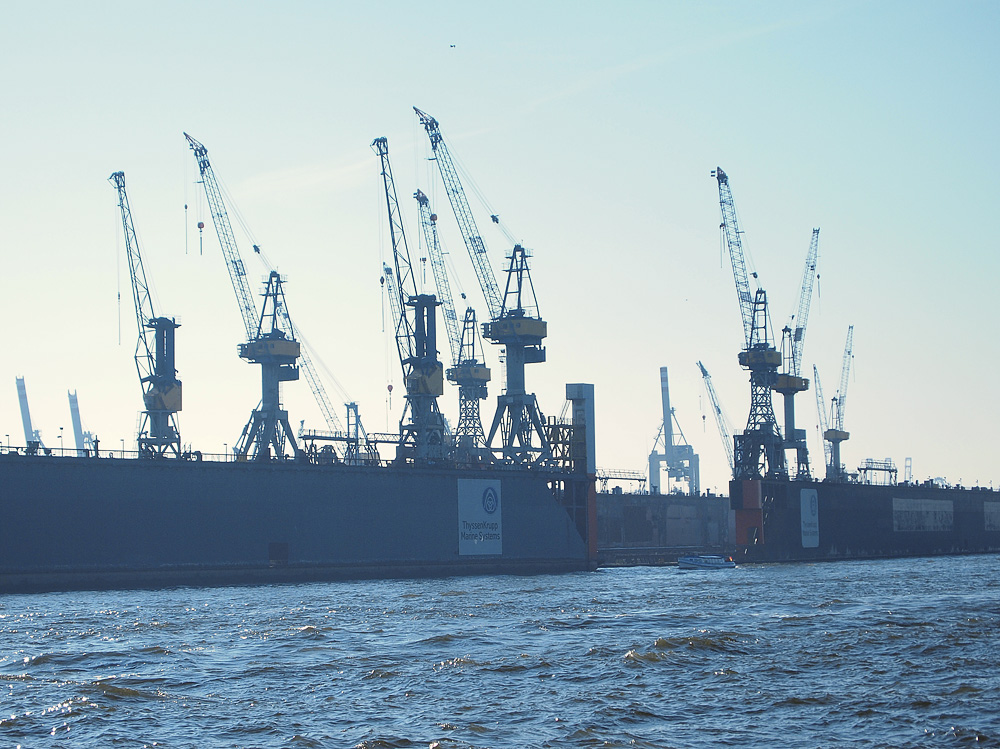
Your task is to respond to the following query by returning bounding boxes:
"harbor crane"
[812,364,834,472]
[414,189,490,455]
[109,171,183,458]
[712,167,785,480]
[15,376,45,453]
[68,390,96,456]
[185,133,302,461]
[824,325,854,481]
[373,137,447,462]
[648,367,700,494]
[697,361,736,476]
[774,228,820,478]
[415,107,551,465]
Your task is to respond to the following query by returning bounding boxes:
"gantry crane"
[185,133,302,461]
[647,367,700,494]
[774,228,820,478]
[373,137,446,463]
[415,107,551,465]
[698,361,736,477]
[414,189,491,455]
[15,376,45,453]
[68,390,96,457]
[712,167,785,480]
[824,325,854,481]
[110,171,183,458]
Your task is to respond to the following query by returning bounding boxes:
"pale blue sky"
[1,1,997,490]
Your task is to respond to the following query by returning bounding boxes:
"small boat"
[677,554,736,570]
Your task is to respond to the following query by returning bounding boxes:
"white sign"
[458,479,502,555]
[800,488,819,548]
[892,497,954,532]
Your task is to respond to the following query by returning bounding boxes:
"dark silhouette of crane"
[109,171,182,458]
[415,107,551,465]
[712,167,785,480]
[185,133,301,461]
[373,137,446,464]
[775,227,820,478]
[414,189,491,458]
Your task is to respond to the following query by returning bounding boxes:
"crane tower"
[415,107,551,465]
[824,325,854,481]
[109,171,183,458]
[185,133,302,461]
[414,189,491,456]
[712,167,785,480]
[373,137,446,463]
[774,228,820,478]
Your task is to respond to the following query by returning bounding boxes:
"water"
[2,556,999,748]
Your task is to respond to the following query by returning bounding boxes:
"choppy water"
[2,556,999,748]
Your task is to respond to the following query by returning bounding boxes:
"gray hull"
[730,479,1000,562]
[0,454,596,592]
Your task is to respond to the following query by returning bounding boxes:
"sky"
[1,0,997,493]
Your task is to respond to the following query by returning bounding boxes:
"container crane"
[68,390,96,457]
[414,189,490,455]
[712,167,785,480]
[15,376,45,454]
[415,107,551,465]
[109,171,182,458]
[824,325,854,481]
[373,137,446,463]
[698,361,736,476]
[185,133,301,461]
[647,367,700,495]
[774,227,820,478]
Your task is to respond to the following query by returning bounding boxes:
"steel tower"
[713,167,786,480]
[109,171,183,458]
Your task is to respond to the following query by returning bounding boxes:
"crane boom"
[698,361,736,476]
[373,137,418,368]
[110,171,156,383]
[110,171,182,457]
[712,166,784,479]
[373,137,446,463]
[184,132,259,339]
[834,325,855,431]
[813,364,833,470]
[414,107,503,320]
[791,228,820,377]
[415,189,460,365]
[713,167,755,347]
